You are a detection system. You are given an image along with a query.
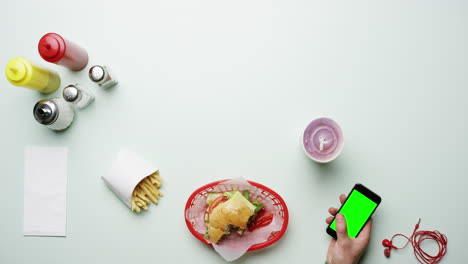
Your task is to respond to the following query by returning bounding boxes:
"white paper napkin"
[23,146,68,236]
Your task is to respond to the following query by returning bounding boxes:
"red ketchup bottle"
[38,33,88,71]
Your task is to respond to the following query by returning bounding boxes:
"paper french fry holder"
[102,149,159,209]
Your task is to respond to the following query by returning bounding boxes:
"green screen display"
[330,189,378,238]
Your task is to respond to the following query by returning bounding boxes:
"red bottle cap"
[38,33,66,62]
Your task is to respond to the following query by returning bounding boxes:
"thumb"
[336,213,350,240]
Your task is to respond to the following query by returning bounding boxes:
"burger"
[204,190,265,243]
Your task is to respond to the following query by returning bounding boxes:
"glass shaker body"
[63,84,94,109]
[89,65,118,89]
[33,98,75,130]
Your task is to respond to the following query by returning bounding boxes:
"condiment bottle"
[38,33,88,71]
[63,84,94,109]
[89,65,118,89]
[5,57,60,94]
[33,98,75,130]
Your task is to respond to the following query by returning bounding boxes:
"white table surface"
[1,0,466,263]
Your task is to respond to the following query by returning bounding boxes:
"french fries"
[131,172,163,213]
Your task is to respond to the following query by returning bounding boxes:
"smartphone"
[326,184,381,239]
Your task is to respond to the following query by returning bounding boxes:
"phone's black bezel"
[326,183,382,239]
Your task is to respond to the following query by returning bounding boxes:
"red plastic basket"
[184,179,289,251]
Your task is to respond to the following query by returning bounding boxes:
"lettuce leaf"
[223,191,237,199]
[242,190,250,201]
[252,200,264,213]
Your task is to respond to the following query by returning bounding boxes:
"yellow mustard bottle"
[5,57,60,94]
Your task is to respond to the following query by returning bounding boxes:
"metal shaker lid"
[33,99,59,125]
[63,85,81,102]
[89,65,105,82]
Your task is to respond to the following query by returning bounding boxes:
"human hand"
[325,194,373,264]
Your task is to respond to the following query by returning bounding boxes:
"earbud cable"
[389,219,448,264]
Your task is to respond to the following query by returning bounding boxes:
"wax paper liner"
[102,149,159,208]
[186,178,284,261]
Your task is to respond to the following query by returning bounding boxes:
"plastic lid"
[33,99,59,125]
[5,57,31,85]
[38,33,66,62]
[302,117,344,163]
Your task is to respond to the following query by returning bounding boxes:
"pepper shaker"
[33,98,75,130]
[89,65,117,89]
[63,84,94,109]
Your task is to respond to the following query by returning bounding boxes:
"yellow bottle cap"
[5,57,32,85]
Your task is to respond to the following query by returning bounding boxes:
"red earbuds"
[384,247,391,257]
[382,239,397,257]
[381,219,447,264]
[382,239,397,249]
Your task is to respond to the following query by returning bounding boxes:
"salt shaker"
[88,65,117,89]
[63,84,94,109]
[33,98,75,130]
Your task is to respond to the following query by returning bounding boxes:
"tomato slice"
[249,209,274,231]
[207,195,228,215]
